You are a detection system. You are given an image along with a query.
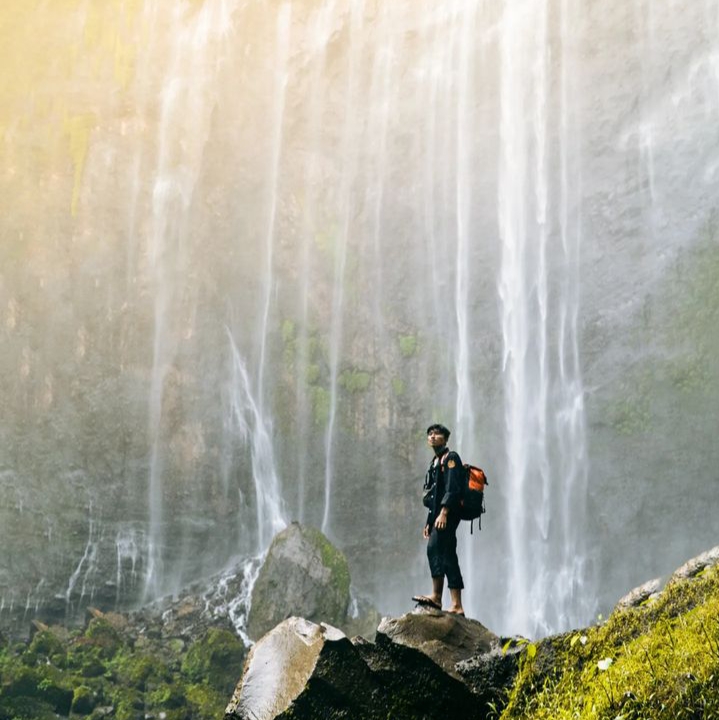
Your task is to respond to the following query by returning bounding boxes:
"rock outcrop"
[501,545,719,719]
[225,609,515,720]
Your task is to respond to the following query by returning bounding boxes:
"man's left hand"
[434,508,448,530]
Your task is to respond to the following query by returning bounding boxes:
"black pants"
[427,514,464,589]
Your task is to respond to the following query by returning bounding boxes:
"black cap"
[426,423,451,440]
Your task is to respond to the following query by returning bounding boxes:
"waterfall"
[142,0,238,600]
[227,333,286,554]
[321,0,366,537]
[497,0,593,637]
[13,0,719,639]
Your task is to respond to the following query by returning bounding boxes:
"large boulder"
[226,610,513,720]
[246,523,351,641]
[225,618,376,720]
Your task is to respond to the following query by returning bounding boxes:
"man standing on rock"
[413,423,465,616]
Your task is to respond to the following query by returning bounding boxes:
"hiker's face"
[427,429,447,448]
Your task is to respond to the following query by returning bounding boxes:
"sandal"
[411,595,442,610]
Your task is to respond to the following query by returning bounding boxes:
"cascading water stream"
[497,0,593,637]
[142,0,238,600]
[256,3,292,406]
[227,333,286,555]
[321,0,366,537]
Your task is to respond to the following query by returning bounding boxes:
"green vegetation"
[398,334,418,358]
[305,363,321,385]
[181,629,245,694]
[282,319,297,368]
[305,526,351,600]
[310,386,331,426]
[500,565,719,719]
[391,378,405,396]
[609,383,651,436]
[339,369,371,393]
[0,616,246,720]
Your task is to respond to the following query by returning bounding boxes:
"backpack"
[429,451,488,533]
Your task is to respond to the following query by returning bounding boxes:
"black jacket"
[423,449,463,526]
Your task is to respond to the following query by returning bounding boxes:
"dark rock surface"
[226,611,513,720]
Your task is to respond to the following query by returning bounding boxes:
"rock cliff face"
[1,0,718,642]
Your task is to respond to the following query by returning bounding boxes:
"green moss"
[71,684,96,715]
[113,692,144,720]
[108,650,171,690]
[180,628,245,694]
[147,682,186,709]
[0,695,59,720]
[311,386,331,426]
[66,641,108,677]
[668,353,707,392]
[392,378,405,396]
[0,616,234,720]
[282,319,297,368]
[185,682,228,720]
[608,380,651,436]
[84,618,122,658]
[339,369,371,393]
[398,334,418,358]
[305,526,351,600]
[282,319,296,344]
[26,630,65,661]
[0,663,74,716]
[305,363,321,385]
[501,565,719,719]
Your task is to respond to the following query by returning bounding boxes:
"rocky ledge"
[227,545,719,720]
[225,609,515,720]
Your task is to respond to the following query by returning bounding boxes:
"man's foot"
[446,607,465,617]
[411,595,442,610]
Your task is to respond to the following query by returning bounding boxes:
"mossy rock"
[26,629,66,662]
[501,560,719,719]
[147,681,186,709]
[71,685,97,715]
[181,628,245,694]
[67,642,107,678]
[247,523,351,642]
[108,649,172,690]
[84,618,123,658]
[184,683,228,720]
[0,695,59,720]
